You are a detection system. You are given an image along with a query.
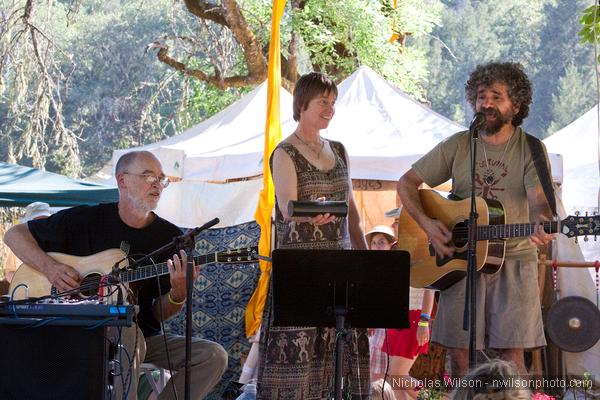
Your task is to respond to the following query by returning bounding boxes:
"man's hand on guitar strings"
[423,218,455,258]
[47,261,81,293]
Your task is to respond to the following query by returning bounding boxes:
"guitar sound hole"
[452,221,468,248]
[79,273,102,297]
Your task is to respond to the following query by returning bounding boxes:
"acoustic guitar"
[397,190,599,290]
[8,246,258,300]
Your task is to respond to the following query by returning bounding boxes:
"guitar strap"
[525,133,557,217]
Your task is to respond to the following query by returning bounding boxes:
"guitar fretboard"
[119,254,216,283]
[477,221,558,240]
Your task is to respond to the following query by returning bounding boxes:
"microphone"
[469,112,486,135]
[194,217,220,233]
[186,217,220,237]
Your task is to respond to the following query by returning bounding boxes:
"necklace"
[294,132,325,159]
[481,130,514,186]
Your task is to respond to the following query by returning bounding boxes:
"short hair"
[371,379,395,400]
[292,72,338,122]
[450,359,531,400]
[465,62,532,127]
[115,151,154,175]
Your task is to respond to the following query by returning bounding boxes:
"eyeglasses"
[123,172,170,188]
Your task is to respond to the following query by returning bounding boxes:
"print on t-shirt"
[476,157,508,200]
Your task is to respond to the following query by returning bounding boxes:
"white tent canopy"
[543,104,600,211]
[328,66,464,181]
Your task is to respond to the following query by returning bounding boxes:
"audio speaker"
[0,325,110,400]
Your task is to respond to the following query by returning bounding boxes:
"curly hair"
[292,72,337,122]
[465,62,532,127]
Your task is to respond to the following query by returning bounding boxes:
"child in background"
[366,224,435,400]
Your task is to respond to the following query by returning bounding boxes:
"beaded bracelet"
[168,290,186,306]
[420,313,431,321]
[417,321,429,328]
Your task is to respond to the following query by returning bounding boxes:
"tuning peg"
[575,211,581,216]
[574,236,578,244]
[585,211,589,216]
[584,235,589,242]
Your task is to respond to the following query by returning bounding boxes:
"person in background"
[3,202,52,283]
[449,359,531,400]
[257,72,369,399]
[371,378,396,400]
[366,225,434,400]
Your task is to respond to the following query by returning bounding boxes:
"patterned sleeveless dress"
[256,140,370,399]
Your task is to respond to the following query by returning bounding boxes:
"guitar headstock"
[561,214,600,241]
[215,246,259,264]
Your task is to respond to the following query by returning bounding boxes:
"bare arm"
[4,224,80,292]
[416,289,436,345]
[526,184,554,246]
[342,151,367,250]
[397,169,454,257]
[272,147,334,225]
[420,289,435,316]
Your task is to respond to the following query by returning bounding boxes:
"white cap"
[365,225,396,243]
[21,202,52,223]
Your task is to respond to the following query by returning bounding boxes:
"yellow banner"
[388,0,398,43]
[245,0,287,337]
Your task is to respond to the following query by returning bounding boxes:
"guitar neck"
[477,220,558,241]
[119,254,215,284]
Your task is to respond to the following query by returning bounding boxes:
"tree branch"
[154,0,268,89]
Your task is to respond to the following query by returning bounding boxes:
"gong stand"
[545,259,600,353]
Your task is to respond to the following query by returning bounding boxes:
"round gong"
[545,296,600,353]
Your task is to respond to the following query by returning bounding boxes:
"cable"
[153,256,180,400]
[382,328,391,400]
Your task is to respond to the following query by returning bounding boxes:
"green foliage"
[291,0,441,99]
[186,79,251,122]
[421,0,596,137]
[579,4,600,61]
[547,64,596,134]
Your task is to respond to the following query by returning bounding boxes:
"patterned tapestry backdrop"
[164,221,261,399]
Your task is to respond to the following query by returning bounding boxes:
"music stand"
[271,249,410,399]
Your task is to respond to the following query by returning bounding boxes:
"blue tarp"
[0,162,118,207]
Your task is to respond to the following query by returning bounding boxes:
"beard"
[481,107,514,135]
[126,190,157,212]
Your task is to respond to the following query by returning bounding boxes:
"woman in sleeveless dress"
[256,72,370,399]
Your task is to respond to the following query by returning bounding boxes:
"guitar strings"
[444,222,553,234]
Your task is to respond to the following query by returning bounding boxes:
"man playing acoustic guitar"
[4,150,227,399]
[397,62,554,376]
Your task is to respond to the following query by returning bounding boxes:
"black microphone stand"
[172,217,220,400]
[464,113,485,370]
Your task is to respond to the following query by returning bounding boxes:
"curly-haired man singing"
[397,62,554,376]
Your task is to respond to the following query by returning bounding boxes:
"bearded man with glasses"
[5,150,228,400]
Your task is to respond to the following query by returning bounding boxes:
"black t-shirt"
[28,202,183,337]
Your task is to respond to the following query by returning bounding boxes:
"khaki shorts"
[431,259,546,350]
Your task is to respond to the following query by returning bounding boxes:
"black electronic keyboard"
[0,302,135,327]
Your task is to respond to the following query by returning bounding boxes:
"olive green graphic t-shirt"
[413,127,547,261]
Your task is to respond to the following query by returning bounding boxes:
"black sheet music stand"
[271,249,411,399]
